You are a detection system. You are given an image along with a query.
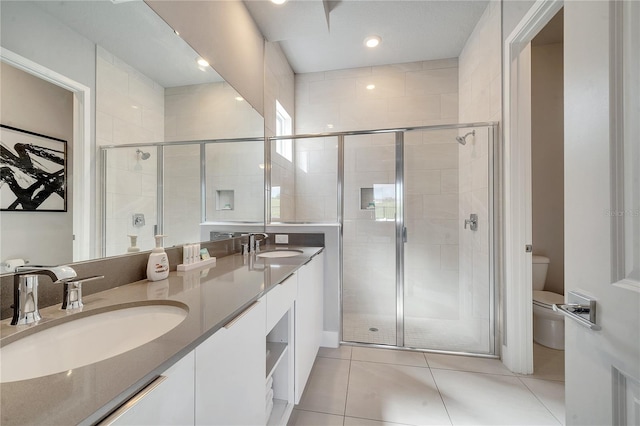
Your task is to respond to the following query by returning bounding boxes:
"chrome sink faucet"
[11,265,103,325]
[247,233,269,253]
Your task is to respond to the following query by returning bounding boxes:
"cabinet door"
[294,253,324,403]
[105,351,195,426]
[195,299,266,425]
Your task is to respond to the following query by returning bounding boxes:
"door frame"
[502,0,563,373]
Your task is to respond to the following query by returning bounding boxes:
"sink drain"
[369,327,379,332]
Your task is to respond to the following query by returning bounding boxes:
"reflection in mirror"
[0,0,264,268]
[206,141,265,223]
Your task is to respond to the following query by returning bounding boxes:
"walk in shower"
[268,122,497,355]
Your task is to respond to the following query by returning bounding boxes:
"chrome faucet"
[11,265,104,325]
[244,233,269,253]
[12,265,77,325]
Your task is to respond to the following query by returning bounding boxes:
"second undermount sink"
[0,302,187,383]
[257,249,304,258]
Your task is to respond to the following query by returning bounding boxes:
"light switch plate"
[275,234,288,244]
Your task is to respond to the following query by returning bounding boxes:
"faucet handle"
[62,275,104,311]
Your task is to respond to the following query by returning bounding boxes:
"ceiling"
[244,0,489,74]
[31,0,223,87]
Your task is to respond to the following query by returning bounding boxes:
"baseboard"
[321,331,339,348]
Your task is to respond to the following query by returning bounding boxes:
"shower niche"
[215,190,234,211]
[359,184,395,221]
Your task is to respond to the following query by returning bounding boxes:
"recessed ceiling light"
[327,124,334,129]
[197,58,209,67]
[271,0,287,4]
[364,36,381,48]
[366,84,376,90]
[235,96,244,101]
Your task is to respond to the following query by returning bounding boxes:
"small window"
[275,100,292,162]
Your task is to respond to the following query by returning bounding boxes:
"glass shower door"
[403,126,494,353]
[342,133,397,345]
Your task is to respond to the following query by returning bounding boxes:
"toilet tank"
[532,255,550,291]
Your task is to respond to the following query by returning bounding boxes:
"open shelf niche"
[266,309,294,425]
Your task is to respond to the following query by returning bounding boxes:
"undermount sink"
[0,303,188,383]
[257,249,304,258]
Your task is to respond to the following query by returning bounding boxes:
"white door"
[564,1,640,424]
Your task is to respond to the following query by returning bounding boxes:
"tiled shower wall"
[97,47,164,255]
[457,0,501,351]
[294,58,459,223]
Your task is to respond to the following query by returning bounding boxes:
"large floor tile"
[432,369,561,425]
[318,345,353,360]
[352,347,428,367]
[345,361,451,425]
[519,378,565,425]
[425,353,514,376]
[288,409,344,426]
[344,416,413,426]
[297,357,351,416]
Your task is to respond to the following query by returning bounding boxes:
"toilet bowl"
[532,255,565,350]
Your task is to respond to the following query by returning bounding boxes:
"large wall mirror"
[0,1,265,271]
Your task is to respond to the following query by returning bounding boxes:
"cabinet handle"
[99,375,168,425]
[223,301,260,329]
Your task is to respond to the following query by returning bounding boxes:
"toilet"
[532,255,565,350]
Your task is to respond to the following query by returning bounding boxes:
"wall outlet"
[275,234,288,244]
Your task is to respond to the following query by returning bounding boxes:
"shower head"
[456,130,476,146]
[136,149,151,160]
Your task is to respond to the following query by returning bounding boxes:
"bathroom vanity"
[0,246,325,426]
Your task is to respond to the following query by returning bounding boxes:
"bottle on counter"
[147,235,169,281]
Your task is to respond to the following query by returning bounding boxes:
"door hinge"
[525,244,533,253]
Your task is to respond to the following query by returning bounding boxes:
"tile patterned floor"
[289,344,565,426]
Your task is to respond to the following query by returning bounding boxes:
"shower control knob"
[464,214,478,231]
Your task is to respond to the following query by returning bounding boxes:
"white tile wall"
[455,0,501,352]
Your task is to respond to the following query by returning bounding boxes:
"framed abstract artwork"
[0,124,67,212]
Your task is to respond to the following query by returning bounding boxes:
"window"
[275,100,292,162]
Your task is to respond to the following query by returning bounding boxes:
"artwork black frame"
[0,124,68,212]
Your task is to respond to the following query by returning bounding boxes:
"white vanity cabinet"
[104,351,195,425]
[294,252,324,403]
[195,298,266,425]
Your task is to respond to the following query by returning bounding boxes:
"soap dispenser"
[127,234,140,252]
[147,235,169,281]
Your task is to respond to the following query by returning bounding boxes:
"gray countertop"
[0,246,323,426]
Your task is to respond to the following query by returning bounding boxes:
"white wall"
[531,42,564,295]
[164,82,263,142]
[0,62,74,269]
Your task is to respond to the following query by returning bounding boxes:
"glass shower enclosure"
[341,124,496,354]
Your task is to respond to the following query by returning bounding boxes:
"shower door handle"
[464,214,478,231]
[402,227,407,243]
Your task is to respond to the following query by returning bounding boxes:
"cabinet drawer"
[266,272,297,333]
